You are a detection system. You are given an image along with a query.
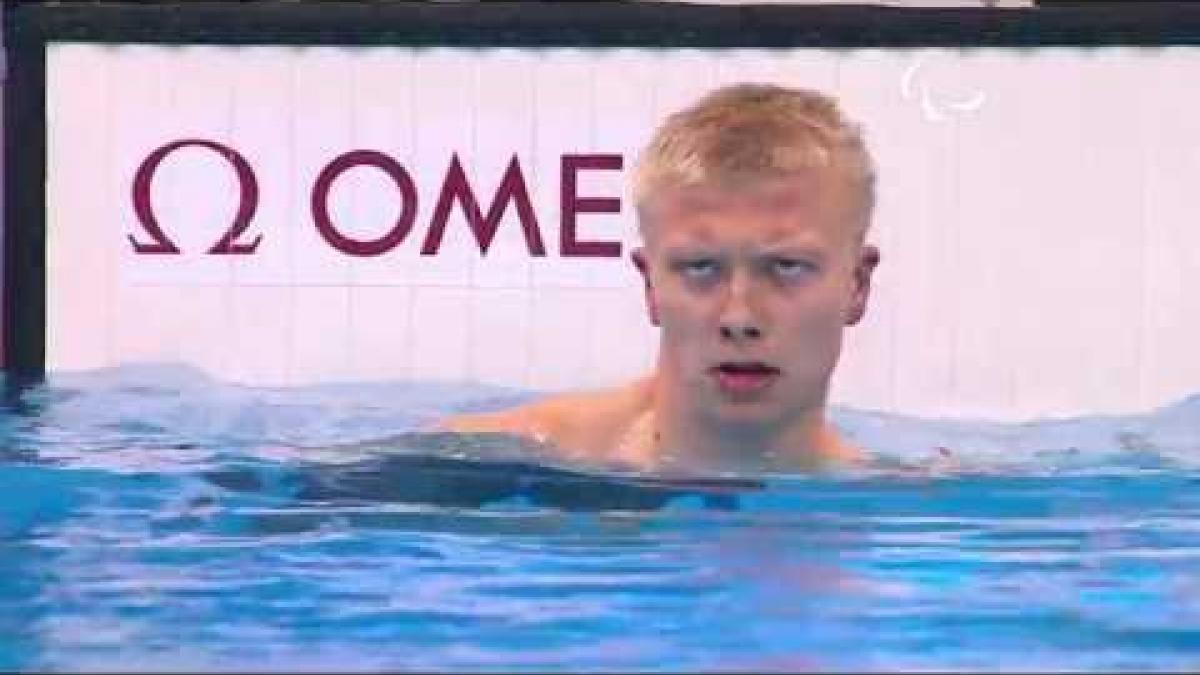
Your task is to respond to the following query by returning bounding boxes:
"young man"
[439,83,881,473]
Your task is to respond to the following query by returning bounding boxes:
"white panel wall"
[44,44,1200,421]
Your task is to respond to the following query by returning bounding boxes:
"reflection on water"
[1,364,1199,671]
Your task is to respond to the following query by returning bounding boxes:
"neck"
[645,370,854,472]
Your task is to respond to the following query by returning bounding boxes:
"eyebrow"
[759,244,825,257]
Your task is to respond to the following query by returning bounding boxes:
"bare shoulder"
[435,376,655,459]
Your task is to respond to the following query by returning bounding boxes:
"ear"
[846,244,880,326]
[631,247,660,327]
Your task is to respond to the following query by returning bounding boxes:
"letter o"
[311,150,418,257]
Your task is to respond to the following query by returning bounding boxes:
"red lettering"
[131,143,629,261]
[311,150,418,257]
[560,154,623,258]
[421,154,545,256]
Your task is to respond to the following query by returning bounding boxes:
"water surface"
[2,365,1199,671]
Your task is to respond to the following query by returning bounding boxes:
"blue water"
[2,364,1199,671]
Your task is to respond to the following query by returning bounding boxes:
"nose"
[720,322,761,341]
[718,271,763,342]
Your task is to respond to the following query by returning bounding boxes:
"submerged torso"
[438,373,863,473]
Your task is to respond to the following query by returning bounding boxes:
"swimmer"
[438,83,880,473]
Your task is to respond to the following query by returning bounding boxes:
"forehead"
[641,174,853,246]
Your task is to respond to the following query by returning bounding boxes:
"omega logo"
[129,139,625,259]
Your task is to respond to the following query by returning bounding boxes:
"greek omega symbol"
[129,139,262,255]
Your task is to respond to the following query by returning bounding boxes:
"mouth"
[709,362,781,396]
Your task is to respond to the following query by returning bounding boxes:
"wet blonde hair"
[633,83,876,238]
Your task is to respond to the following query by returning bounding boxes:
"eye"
[675,258,721,281]
[771,257,817,280]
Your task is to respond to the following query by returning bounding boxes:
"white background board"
[43,44,1200,421]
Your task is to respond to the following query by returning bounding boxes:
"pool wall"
[6,1,1200,423]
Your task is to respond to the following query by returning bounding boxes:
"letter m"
[421,154,546,256]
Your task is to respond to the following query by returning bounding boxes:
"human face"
[633,173,878,427]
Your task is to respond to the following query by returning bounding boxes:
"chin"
[706,399,788,427]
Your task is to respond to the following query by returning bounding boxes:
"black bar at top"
[10,1,1200,48]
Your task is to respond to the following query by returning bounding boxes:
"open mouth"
[710,362,781,395]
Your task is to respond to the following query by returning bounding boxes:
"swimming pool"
[2,365,1199,671]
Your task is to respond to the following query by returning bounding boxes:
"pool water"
[2,365,1199,671]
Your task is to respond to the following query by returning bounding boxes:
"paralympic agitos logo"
[128,139,627,259]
